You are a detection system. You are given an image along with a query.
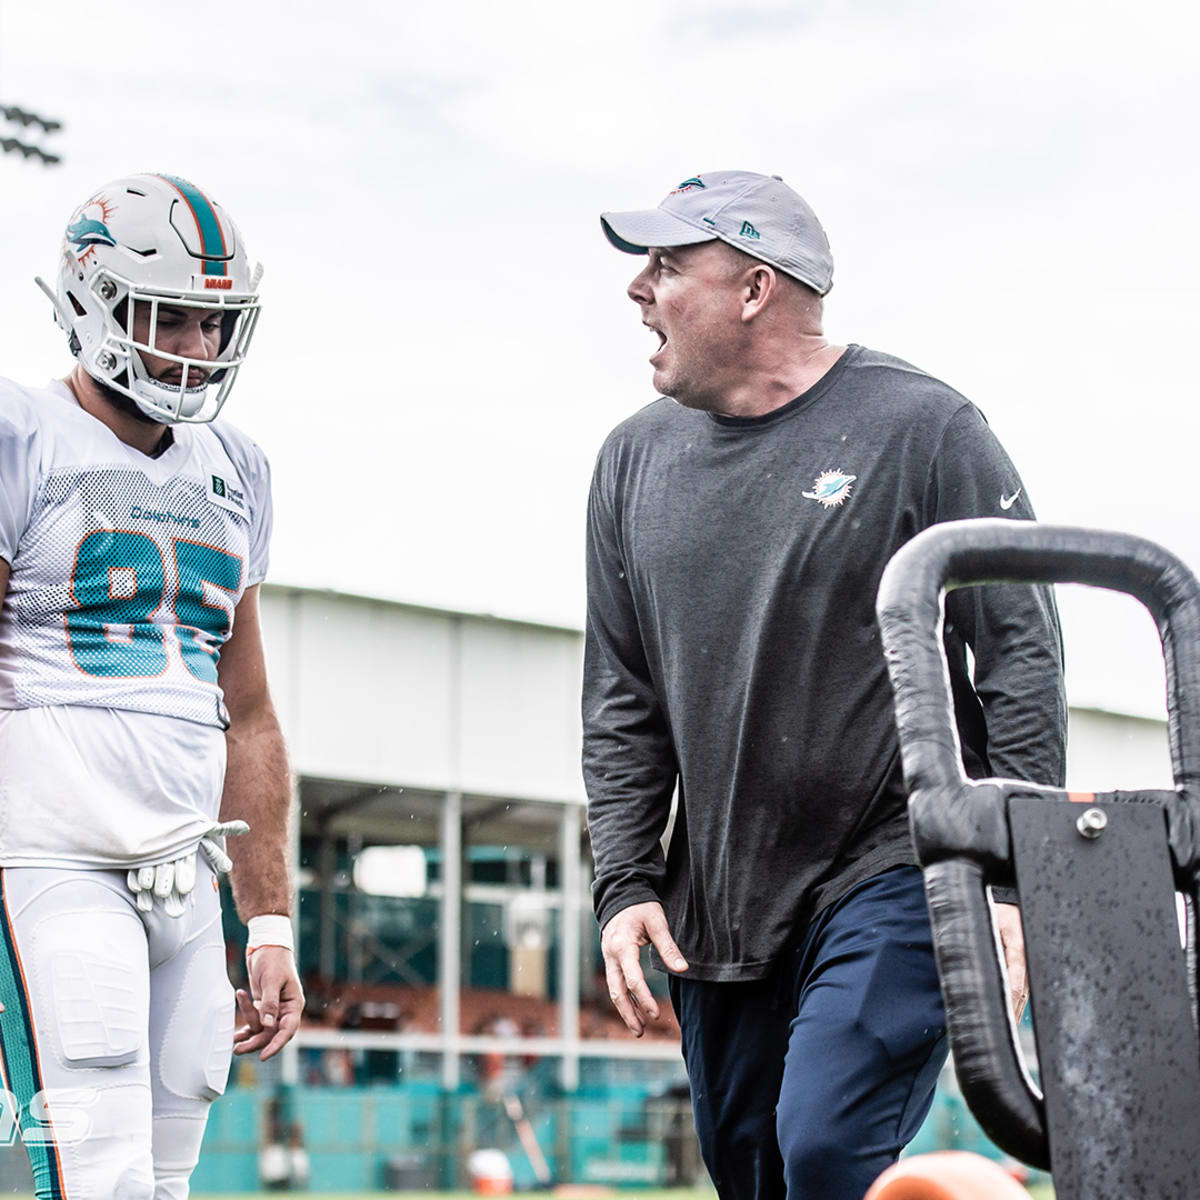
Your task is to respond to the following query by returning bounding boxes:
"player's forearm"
[222,704,293,920]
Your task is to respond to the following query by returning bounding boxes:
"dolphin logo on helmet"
[65,214,117,251]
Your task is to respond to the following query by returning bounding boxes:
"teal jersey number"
[65,531,168,677]
[66,530,243,680]
[173,540,244,683]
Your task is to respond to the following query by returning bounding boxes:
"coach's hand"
[601,901,688,1037]
[235,947,305,1061]
[994,902,1028,1023]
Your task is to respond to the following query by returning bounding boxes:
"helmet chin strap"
[95,377,161,425]
[79,371,176,457]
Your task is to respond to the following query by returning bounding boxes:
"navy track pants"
[669,866,948,1200]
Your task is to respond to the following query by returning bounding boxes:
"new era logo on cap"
[600,170,834,295]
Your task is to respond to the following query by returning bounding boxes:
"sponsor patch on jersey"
[207,472,247,518]
[802,469,857,509]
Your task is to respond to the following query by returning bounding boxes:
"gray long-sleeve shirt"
[583,345,1066,981]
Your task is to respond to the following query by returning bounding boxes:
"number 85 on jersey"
[65,529,242,683]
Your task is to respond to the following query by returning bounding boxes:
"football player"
[0,173,303,1198]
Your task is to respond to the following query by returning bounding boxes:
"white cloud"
[1,0,1197,716]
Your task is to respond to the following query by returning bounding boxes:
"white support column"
[347,833,364,984]
[440,790,463,1090]
[318,824,337,981]
[559,802,582,1092]
[281,774,302,1088]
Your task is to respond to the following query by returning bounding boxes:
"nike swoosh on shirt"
[1000,489,1022,510]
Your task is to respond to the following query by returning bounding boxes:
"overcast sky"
[1,0,1197,722]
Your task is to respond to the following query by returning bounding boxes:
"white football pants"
[0,861,234,1199]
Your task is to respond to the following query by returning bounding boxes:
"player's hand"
[994,902,1028,1022]
[600,900,688,1038]
[234,946,305,1061]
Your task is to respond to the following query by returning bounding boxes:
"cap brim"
[600,209,717,255]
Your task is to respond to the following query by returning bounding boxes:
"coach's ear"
[739,261,780,323]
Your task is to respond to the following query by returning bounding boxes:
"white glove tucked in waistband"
[126,820,250,917]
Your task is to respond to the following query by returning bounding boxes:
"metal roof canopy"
[297,773,588,1091]
[300,775,587,858]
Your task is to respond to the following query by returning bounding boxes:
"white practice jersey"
[0,377,272,867]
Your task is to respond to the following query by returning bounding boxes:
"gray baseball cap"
[601,170,834,296]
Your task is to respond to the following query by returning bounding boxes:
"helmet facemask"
[95,276,260,423]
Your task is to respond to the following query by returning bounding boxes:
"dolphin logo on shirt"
[802,470,856,509]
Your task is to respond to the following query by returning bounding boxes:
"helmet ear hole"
[67,290,87,317]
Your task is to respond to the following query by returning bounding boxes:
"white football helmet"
[36,173,262,424]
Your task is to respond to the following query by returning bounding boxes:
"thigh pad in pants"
[154,939,234,1105]
[29,899,146,1072]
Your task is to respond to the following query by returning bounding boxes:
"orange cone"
[865,1151,1034,1199]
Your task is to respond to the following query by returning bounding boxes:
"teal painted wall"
[190,1080,1045,1192]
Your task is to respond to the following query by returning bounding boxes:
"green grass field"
[186,1194,716,1200]
[177,1189,1055,1199]
[176,1188,1048,1199]
[0,1188,1056,1199]
[2,1193,716,1200]
[5,1194,719,1200]
[256,1189,1050,1199]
